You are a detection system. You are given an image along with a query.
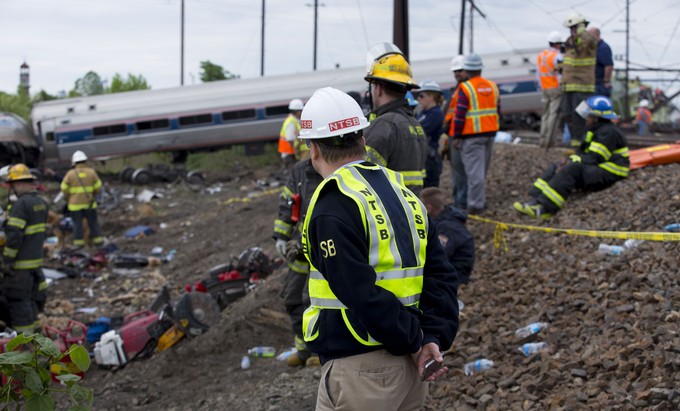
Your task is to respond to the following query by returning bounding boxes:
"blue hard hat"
[405,91,418,107]
[576,95,618,120]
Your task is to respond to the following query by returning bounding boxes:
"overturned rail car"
[31,48,543,165]
[0,112,41,167]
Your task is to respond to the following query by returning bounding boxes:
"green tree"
[32,89,58,104]
[107,73,150,93]
[199,61,239,82]
[70,71,105,97]
[0,91,31,121]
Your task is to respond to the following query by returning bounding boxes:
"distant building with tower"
[20,61,30,96]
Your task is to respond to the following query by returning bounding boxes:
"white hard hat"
[72,150,88,165]
[288,99,304,111]
[462,53,484,71]
[0,165,10,181]
[547,31,563,44]
[563,12,588,28]
[639,99,650,108]
[450,55,465,72]
[298,87,369,140]
[418,80,442,93]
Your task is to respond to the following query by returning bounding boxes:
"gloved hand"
[275,239,287,258]
[285,239,302,261]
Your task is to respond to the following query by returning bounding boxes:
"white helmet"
[563,12,588,28]
[0,165,10,181]
[547,31,563,44]
[450,55,465,72]
[288,99,304,111]
[72,150,88,165]
[418,80,442,93]
[298,87,369,140]
[639,99,650,108]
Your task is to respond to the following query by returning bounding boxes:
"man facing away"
[278,99,305,170]
[298,87,459,411]
[363,42,428,195]
[537,31,564,149]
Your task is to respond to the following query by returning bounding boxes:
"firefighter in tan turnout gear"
[60,150,104,248]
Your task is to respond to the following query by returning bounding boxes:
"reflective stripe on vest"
[278,115,300,155]
[537,49,559,90]
[302,163,428,346]
[460,77,500,136]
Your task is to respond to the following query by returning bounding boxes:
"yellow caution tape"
[222,187,282,205]
[468,214,680,251]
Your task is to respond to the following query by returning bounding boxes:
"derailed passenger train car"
[0,112,41,166]
[31,49,543,165]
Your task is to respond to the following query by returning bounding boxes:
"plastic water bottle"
[515,322,548,339]
[248,346,276,357]
[623,239,644,249]
[165,249,177,262]
[276,348,297,361]
[240,355,251,369]
[598,243,624,256]
[663,223,680,232]
[464,359,494,376]
[519,342,549,356]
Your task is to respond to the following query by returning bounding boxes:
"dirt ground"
[39,142,679,410]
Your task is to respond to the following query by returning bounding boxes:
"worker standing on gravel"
[537,31,564,149]
[298,87,459,410]
[363,42,428,195]
[278,99,305,171]
[451,53,500,215]
[514,96,629,219]
[60,150,104,248]
[1,164,48,332]
[561,12,597,146]
[444,55,470,209]
[272,158,324,367]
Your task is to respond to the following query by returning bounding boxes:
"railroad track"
[510,130,679,149]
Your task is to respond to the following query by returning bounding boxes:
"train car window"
[222,108,256,122]
[179,113,213,126]
[67,107,75,114]
[93,124,127,137]
[89,104,97,111]
[137,119,170,131]
[265,105,289,117]
[501,59,509,66]
[46,132,55,142]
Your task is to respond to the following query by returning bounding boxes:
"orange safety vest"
[537,48,560,90]
[459,77,500,136]
[636,107,652,123]
[445,84,461,136]
[278,114,300,155]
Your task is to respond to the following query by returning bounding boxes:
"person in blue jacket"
[416,80,445,188]
[419,187,475,284]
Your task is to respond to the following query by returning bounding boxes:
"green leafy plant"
[0,332,92,411]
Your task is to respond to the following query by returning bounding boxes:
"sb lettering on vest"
[328,117,359,132]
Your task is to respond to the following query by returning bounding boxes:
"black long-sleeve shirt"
[305,179,459,363]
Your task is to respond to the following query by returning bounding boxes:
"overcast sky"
[1,0,678,96]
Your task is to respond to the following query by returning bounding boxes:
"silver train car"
[0,112,41,166]
[31,48,543,165]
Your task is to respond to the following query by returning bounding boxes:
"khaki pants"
[315,350,428,411]
[539,87,562,149]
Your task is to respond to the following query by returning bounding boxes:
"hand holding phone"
[421,357,443,381]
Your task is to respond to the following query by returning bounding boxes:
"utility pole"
[260,0,265,76]
[468,1,486,53]
[624,0,630,121]
[313,0,318,70]
[180,0,184,86]
[393,0,409,61]
[458,0,465,55]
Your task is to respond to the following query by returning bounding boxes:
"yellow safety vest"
[301,162,428,346]
[278,115,301,155]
